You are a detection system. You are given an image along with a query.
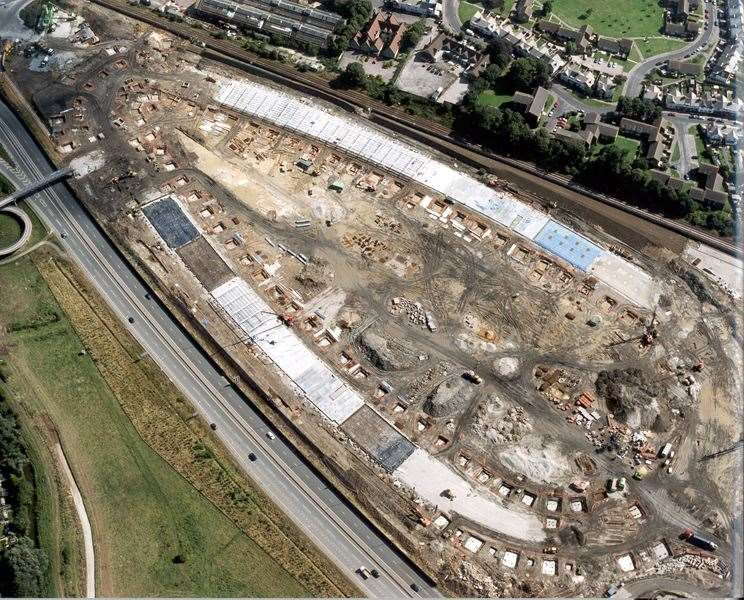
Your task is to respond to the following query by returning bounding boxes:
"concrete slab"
[393,449,546,542]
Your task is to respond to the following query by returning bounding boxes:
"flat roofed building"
[192,0,343,47]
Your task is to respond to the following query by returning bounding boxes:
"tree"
[324,0,372,56]
[401,19,426,52]
[705,210,733,236]
[541,0,552,16]
[507,57,550,91]
[616,96,661,123]
[0,537,48,597]
[487,37,512,70]
[0,406,28,474]
[336,62,367,88]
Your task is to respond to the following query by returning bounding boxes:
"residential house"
[595,72,617,99]
[709,43,743,85]
[620,118,673,167]
[698,163,723,190]
[585,121,619,141]
[667,59,703,76]
[665,88,744,119]
[643,84,663,102]
[350,11,408,59]
[597,36,633,58]
[539,20,593,53]
[536,19,559,35]
[648,169,671,185]
[690,165,730,207]
[470,12,566,72]
[703,122,741,146]
[419,33,483,70]
[554,127,594,146]
[646,138,666,166]
[703,189,730,208]
[510,86,549,125]
[558,63,595,94]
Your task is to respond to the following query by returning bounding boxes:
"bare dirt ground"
[4,3,741,595]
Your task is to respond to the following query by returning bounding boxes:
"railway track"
[88,0,739,258]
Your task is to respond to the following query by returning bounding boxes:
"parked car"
[266,431,276,440]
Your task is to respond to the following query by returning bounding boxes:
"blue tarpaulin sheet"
[533,220,603,272]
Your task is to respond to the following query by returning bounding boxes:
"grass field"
[458,0,483,24]
[0,251,314,597]
[551,0,664,37]
[614,135,640,156]
[476,89,513,108]
[637,36,688,58]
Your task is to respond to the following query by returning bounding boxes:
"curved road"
[0,99,439,598]
[441,0,462,33]
[625,0,719,97]
[0,203,31,254]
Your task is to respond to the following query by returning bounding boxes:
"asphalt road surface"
[441,0,462,33]
[624,0,719,97]
[0,98,440,598]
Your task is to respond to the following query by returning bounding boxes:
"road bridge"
[0,165,73,209]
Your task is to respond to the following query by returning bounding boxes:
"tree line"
[0,392,49,598]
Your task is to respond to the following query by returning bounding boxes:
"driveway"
[624,0,719,97]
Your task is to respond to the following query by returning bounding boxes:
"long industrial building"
[192,0,344,47]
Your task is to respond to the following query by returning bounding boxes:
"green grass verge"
[628,42,644,64]
[637,36,688,59]
[551,0,664,37]
[458,0,483,24]
[671,140,681,162]
[0,212,23,249]
[0,253,310,597]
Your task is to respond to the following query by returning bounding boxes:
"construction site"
[3,1,742,595]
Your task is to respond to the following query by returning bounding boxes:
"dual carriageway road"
[0,97,439,598]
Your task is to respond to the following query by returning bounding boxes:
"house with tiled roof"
[350,11,409,59]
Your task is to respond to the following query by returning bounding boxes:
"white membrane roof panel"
[212,277,364,423]
[214,80,655,307]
